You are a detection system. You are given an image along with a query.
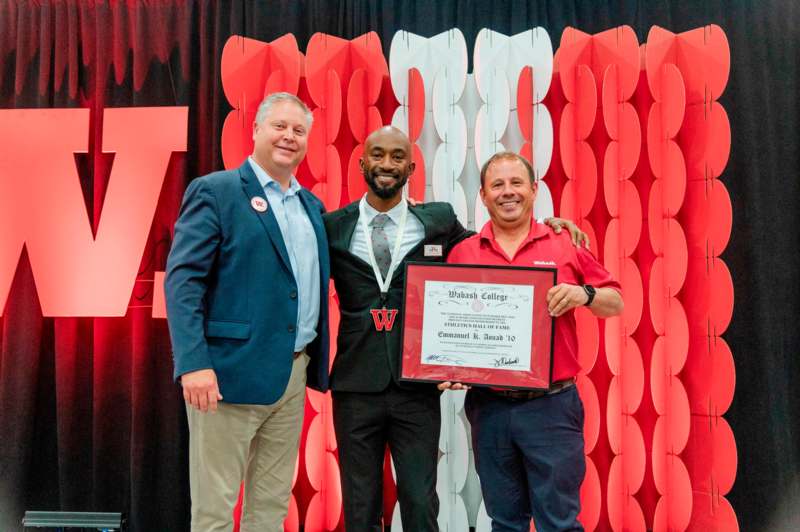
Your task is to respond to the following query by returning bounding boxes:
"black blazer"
[323,201,471,392]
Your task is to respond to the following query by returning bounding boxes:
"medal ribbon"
[359,195,409,299]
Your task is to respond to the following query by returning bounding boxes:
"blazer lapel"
[332,202,360,253]
[408,204,435,240]
[238,162,293,276]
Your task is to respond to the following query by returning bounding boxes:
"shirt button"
[290,290,298,299]
[287,324,296,333]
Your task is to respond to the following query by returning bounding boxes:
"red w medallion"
[370,308,399,331]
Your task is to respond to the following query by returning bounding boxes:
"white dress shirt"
[349,195,425,271]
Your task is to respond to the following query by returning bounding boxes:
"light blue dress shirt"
[248,157,320,352]
[349,195,426,271]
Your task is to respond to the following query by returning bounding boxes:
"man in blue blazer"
[165,92,329,532]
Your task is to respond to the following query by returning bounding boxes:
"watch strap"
[583,284,596,306]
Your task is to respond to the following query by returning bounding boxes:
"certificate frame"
[399,262,557,390]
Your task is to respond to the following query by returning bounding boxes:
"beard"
[364,169,409,199]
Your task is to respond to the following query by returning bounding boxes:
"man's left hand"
[546,283,588,317]
[544,217,590,248]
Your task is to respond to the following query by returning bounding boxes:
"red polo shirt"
[446,219,621,382]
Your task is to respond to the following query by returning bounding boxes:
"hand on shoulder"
[543,217,590,249]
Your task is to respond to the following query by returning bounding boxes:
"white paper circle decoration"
[474,72,510,168]
[509,28,554,104]
[532,103,554,180]
[474,29,509,100]
[534,179,555,220]
[432,68,468,141]
[391,105,411,136]
[432,145,469,221]
[389,30,429,104]
[474,195,489,233]
[475,500,492,532]
[438,415,470,492]
[428,29,468,106]
[436,491,470,532]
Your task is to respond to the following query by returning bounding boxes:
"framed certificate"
[399,262,557,390]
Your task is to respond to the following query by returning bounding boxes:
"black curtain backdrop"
[0,1,798,531]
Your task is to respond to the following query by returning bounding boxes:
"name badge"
[424,244,443,257]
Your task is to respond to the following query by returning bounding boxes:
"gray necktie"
[370,213,392,278]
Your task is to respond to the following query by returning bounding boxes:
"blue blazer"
[165,161,330,404]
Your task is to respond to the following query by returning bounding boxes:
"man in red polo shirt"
[441,151,623,531]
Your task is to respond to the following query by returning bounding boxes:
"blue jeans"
[465,386,586,532]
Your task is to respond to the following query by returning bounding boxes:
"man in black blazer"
[324,126,466,531]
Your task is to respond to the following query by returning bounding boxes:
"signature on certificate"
[425,353,466,365]
[492,356,520,368]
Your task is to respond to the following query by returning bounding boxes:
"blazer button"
[287,324,296,333]
[290,290,298,299]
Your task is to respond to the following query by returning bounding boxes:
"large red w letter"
[369,308,399,332]
[0,107,187,316]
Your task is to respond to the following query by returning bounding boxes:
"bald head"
[364,126,412,152]
[360,126,415,201]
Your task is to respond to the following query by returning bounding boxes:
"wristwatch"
[582,285,596,306]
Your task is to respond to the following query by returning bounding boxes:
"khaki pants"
[186,353,309,532]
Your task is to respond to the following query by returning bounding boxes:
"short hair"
[479,151,537,187]
[254,92,313,129]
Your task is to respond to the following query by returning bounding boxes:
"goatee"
[364,170,408,199]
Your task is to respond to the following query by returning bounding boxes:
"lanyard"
[358,195,409,301]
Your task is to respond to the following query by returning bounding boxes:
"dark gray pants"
[333,383,441,532]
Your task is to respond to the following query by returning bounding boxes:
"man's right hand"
[181,368,223,412]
